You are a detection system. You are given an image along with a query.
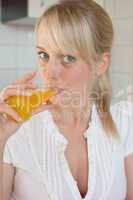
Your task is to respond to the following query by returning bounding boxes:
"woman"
[0,0,133,199]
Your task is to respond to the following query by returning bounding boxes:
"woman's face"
[36,24,95,108]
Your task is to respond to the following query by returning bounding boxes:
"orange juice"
[6,89,55,121]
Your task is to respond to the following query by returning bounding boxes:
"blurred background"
[0,0,133,103]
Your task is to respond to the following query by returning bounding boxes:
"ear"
[96,52,111,77]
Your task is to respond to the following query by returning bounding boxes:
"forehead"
[36,25,59,53]
[36,22,80,56]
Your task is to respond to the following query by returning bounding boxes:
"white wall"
[0,0,133,103]
[105,0,133,102]
[0,24,37,89]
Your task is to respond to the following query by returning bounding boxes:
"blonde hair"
[36,0,118,137]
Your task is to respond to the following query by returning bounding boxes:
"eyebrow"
[36,46,47,51]
[36,45,77,57]
[36,45,60,54]
[36,45,65,56]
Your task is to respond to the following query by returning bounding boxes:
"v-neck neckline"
[46,104,97,200]
[59,124,96,200]
[47,103,96,143]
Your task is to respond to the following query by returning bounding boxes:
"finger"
[8,83,38,90]
[1,88,34,101]
[31,102,53,115]
[0,86,32,102]
[0,103,22,122]
[1,83,38,91]
[13,71,37,85]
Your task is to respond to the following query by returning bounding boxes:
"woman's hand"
[0,71,37,144]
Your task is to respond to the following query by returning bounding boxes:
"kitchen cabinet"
[0,0,104,25]
[0,0,58,25]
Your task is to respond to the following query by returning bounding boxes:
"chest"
[64,138,89,198]
[51,117,91,197]
[15,121,127,200]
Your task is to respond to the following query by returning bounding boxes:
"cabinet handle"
[40,0,45,7]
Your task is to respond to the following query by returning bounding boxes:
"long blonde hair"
[36,0,118,137]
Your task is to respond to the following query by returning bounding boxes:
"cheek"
[38,61,49,83]
[60,66,92,85]
[39,70,44,79]
[38,68,48,85]
[38,59,44,66]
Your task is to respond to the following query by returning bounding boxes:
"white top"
[3,101,133,200]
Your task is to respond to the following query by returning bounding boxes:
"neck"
[52,100,93,129]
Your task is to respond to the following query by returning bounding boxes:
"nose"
[41,59,61,85]
[47,59,61,79]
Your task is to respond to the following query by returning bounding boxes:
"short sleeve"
[122,105,133,157]
[2,112,45,167]
[3,141,13,164]
[2,122,27,165]
[112,101,133,157]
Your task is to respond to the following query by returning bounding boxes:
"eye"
[63,55,77,64]
[38,51,49,61]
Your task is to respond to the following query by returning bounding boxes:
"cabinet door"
[28,0,58,18]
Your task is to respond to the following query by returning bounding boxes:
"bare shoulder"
[111,101,133,199]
